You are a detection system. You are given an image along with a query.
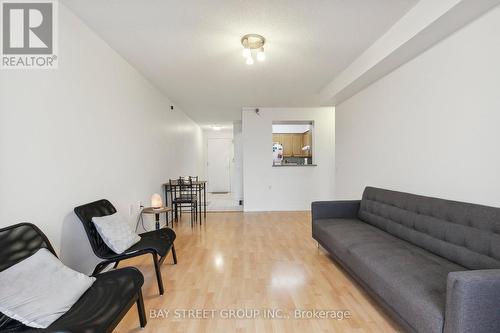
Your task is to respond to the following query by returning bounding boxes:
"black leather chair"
[0,223,146,333]
[74,199,177,295]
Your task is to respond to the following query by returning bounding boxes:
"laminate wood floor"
[115,211,402,333]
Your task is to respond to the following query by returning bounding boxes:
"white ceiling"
[62,0,417,126]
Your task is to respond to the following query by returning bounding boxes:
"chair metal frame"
[0,222,147,332]
[74,199,177,295]
[170,177,199,227]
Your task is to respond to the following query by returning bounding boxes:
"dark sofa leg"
[171,244,178,264]
[137,289,147,328]
[152,253,164,295]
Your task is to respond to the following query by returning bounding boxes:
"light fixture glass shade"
[151,193,163,208]
[246,56,254,65]
[256,48,265,61]
[242,48,251,58]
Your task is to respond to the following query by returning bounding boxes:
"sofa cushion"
[2,267,144,332]
[45,267,143,332]
[0,248,95,328]
[313,218,364,255]
[315,218,465,333]
[92,213,141,254]
[358,187,500,270]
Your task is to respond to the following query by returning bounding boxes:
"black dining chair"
[187,176,203,222]
[0,223,147,332]
[170,177,198,227]
[74,199,177,295]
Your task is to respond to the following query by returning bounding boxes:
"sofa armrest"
[311,200,360,221]
[444,269,500,333]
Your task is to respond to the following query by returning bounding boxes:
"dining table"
[163,179,207,222]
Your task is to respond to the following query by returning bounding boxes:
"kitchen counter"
[272,164,317,167]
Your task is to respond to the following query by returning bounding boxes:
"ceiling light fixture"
[212,125,222,131]
[256,47,265,62]
[242,47,251,58]
[241,34,265,65]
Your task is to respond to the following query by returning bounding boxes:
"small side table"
[137,206,172,231]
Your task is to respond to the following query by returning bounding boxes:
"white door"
[207,138,232,193]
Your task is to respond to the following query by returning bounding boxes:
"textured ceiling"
[63,0,417,126]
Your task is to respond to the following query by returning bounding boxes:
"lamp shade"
[151,193,163,208]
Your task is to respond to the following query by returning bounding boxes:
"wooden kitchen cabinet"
[273,132,311,157]
[303,131,311,147]
[292,134,303,156]
[281,134,293,156]
[302,131,312,157]
[272,134,281,143]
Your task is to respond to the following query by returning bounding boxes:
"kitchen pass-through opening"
[272,121,314,166]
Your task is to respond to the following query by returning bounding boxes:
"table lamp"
[151,193,163,209]
[151,193,163,229]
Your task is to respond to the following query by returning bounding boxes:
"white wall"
[335,5,500,206]
[242,107,335,211]
[0,4,203,274]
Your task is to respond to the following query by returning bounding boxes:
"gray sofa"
[312,187,500,333]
